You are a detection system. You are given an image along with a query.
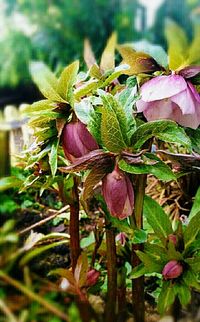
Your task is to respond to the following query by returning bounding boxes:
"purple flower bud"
[116,232,127,246]
[62,120,98,162]
[168,234,177,245]
[86,269,100,287]
[162,260,183,280]
[102,166,134,220]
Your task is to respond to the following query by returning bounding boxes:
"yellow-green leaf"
[165,20,188,70]
[57,60,79,105]
[100,32,117,72]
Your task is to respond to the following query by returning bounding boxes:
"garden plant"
[0,20,200,322]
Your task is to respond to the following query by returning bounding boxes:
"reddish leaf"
[59,149,115,173]
[74,253,88,288]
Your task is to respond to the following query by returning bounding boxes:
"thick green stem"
[131,174,147,322]
[69,176,81,272]
[105,224,117,322]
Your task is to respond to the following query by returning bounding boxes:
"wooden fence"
[0,105,31,177]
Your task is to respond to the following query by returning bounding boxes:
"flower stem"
[105,222,117,322]
[69,176,81,272]
[131,174,147,322]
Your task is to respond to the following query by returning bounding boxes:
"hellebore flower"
[85,269,100,287]
[162,260,183,280]
[62,120,98,162]
[102,166,134,220]
[136,74,200,129]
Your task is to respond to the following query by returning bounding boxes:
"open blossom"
[162,260,183,280]
[62,120,98,162]
[102,166,134,220]
[136,74,200,129]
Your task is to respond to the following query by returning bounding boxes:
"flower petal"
[171,86,196,115]
[143,99,174,121]
[140,75,187,102]
[179,66,200,78]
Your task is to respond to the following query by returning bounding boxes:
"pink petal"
[171,87,196,115]
[143,99,174,121]
[140,75,187,102]
[136,99,150,112]
[171,103,200,129]
[187,82,200,103]
[179,66,200,78]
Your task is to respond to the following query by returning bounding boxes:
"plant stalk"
[105,223,117,322]
[131,174,147,322]
[69,176,81,272]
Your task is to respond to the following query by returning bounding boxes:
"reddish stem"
[105,224,117,322]
[69,176,81,272]
[131,174,147,322]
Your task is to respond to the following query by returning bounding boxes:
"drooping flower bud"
[162,260,183,280]
[62,120,98,162]
[102,166,134,220]
[168,234,177,246]
[116,232,127,246]
[85,269,100,287]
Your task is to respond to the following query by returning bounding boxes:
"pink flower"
[162,260,183,280]
[102,166,134,220]
[62,120,98,162]
[136,74,200,129]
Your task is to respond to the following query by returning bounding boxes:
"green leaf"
[185,127,200,154]
[101,64,130,87]
[74,98,94,124]
[0,176,22,191]
[21,100,56,115]
[174,282,191,306]
[131,229,147,244]
[143,195,173,245]
[165,20,188,70]
[119,158,176,182]
[57,60,79,105]
[117,46,160,75]
[189,186,200,220]
[188,25,200,65]
[74,80,101,100]
[88,110,102,145]
[183,269,200,291]
[157,281,175,315]
[20,240,68,266]
[184,212,200,250]
[74,253,88,288]
[82,165,107,200]
[135,250,163,273]
[30,62,64,102]
[185,257,200,273]
[131,40,168,68]
[166,241,183,261]
[130,263,147,279]
[49,139,59,177]
[145,243,168,262]
[131,120,191,150]
[100,92,128,152]
[118,80,137,140]
[100,32,117,72]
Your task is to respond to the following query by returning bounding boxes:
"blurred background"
[0,0,200,106]
[0,0,200,176]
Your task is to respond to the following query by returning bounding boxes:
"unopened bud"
[102,166,134,220]
[62,120,98,162]
[162,260,183,280]
[116,232,127,246]
[86,269,100,287]
[168,234,177,245]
